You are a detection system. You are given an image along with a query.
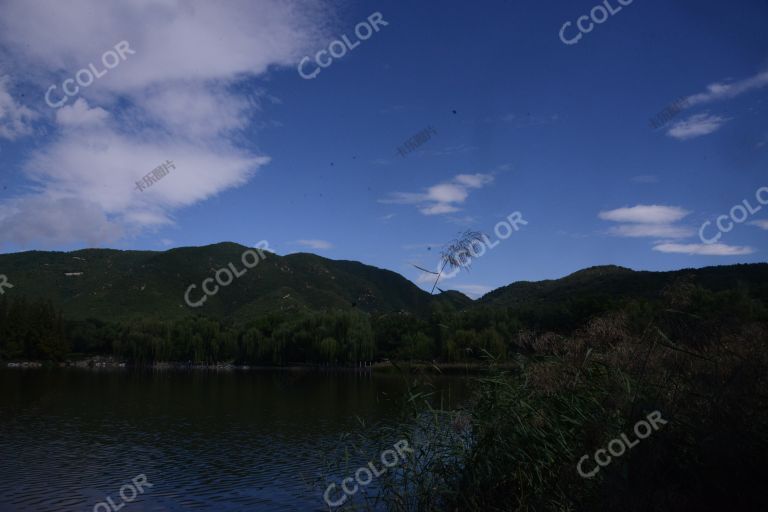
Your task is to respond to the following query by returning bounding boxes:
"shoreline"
[1,358,507,374]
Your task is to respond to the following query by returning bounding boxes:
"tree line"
[1,284,764,365]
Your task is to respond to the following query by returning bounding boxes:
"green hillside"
[2,246,767,365]
[0,243,461,322]
[1,245,766,326]
[480,263,768,307]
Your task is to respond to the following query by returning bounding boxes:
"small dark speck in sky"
[452,110,457,114]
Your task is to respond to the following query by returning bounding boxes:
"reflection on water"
[0,368,470,511]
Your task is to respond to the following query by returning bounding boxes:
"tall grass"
[325,285,768,511]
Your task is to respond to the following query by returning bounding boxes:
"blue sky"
[0,0,767,297]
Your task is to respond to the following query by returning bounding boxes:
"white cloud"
[608,224,695,239]
[415,271,438,285]
[0,0,331,248]
[450,284,491,298]
[421,203,461,215]
[652,243,755,256]
[0,0,326,92]
[140,82,254,141]
[667,113,728,140]
[426,183,469,204]
[55,98,109,126]
[295,239,333,250]
[13,127,268,222]
[685,69,768,106]
[454,173,494,188]
[0,196,123,246]
[598,205,690,224]
[748,219,768,230]
[381,173,494,216]
[0,76,37,139]
[600,204,699,244]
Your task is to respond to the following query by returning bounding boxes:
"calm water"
[0,368,470,512]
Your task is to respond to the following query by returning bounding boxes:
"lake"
[0,368,471,511]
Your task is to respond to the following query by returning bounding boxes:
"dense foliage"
[3,268,767,511]
[0,296,68,361]
[2,277,766,368]
[338,281,768,511]
[1,246,765,326]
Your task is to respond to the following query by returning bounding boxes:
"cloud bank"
[380,173,494,216]
[599,204,754,256]
[0,0,331,248]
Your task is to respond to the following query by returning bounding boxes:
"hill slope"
[1,245,766,323]
[0,243,464,322]
[479,263,768,308]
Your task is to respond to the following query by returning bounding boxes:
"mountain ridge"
[1,243,766,322]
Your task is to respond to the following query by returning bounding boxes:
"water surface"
[0,368,470,511]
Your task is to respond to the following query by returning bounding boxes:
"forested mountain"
[1,245,766,364]
[480,262,768,309]
[2,245,766,322]
[0,243,458,322]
